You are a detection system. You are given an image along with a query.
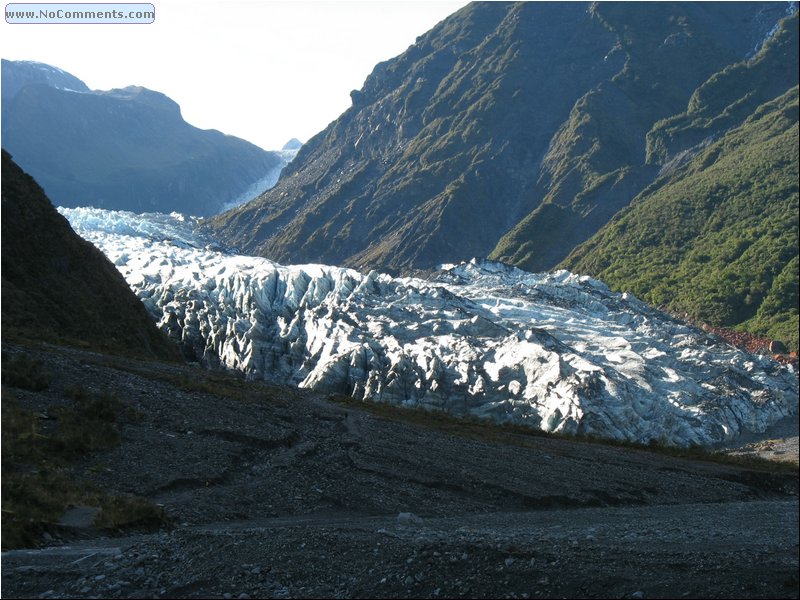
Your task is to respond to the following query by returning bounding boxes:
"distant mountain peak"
[282,138,303,151]
[99,85,182,116]
[1,58,90,101]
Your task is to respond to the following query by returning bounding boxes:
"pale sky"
[1,0,469,150]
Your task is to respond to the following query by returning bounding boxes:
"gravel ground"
[716,414,799,464]
[2,343,798,599]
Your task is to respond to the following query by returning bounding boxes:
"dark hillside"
[1,149,181,360]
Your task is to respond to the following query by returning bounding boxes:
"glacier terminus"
[60,207,798,448]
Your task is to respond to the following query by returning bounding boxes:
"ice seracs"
[60,207,799,447]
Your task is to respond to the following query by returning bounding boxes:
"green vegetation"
[1,358,167,550]
[564,86,799,350]
[646,14,799,165]
[1,352,52,391]
[542,14,799,351]
[47,385,124,456]
[489,3,772,272]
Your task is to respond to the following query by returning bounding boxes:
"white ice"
[60,207,799,447]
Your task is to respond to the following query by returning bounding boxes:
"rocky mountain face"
[1,150,180,360]
[211,1,791,271]
[1,60,284,216]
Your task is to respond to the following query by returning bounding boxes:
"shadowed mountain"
[1,149,181,360]
[1,60,283,216]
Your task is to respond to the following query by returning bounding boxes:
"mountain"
[563,84,799,351]
[561,13,799,351]
[1,60,284,216]
[282,138,303,151]
[61,207,798,447]
[1,149,181,360]
[489,5,798,271]
[210,1,792,273]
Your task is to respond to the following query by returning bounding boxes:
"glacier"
[59,207,798,447]
[218,147,299,213]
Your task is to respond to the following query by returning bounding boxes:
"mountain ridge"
[1,59,286,216]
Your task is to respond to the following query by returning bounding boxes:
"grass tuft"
[1,351,52,391]
[1,376,168,549]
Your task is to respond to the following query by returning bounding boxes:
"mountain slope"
[1,60,284,216]
[211,1,789,273]
[562,84,799,351]
[1,149,181,360]
[561,13,798,351]
[489,5,798,271]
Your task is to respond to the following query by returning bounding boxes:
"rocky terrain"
[1,342,798,599]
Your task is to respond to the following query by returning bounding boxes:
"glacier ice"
[219,147,299,213]
[60,207,799,447]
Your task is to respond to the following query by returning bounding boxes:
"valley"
[2,2,799,597]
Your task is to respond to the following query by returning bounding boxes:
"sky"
[1,0,469,150]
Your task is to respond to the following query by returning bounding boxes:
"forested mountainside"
[211,1,797,349]
[563,84,798,351]
[1,60,283,216]
[489,8,798,270]
[561,14,799,351]
[1,149,180,360]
